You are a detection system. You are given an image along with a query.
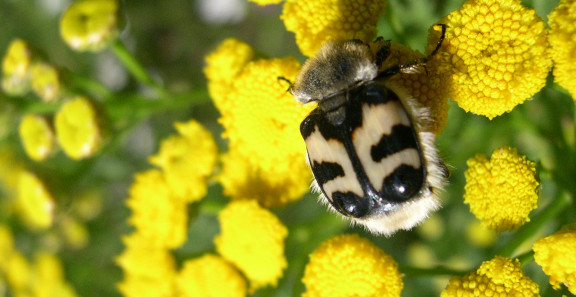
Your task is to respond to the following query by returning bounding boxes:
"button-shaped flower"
[436,0,551,119]
[19,114,55,161]
[533,225,576,295]
[281,0,386,57]
[149,120,218,203]
[441,256,539,297]
[60,0,122,52]
[54,96,102,160]
[126,170,188,249]
[30,62,61,102]
[302,234,403,297]
[2,39,33,95]
[214,200,288,291]
[204,39,314,207]
[176,254,247,297]
[16,170,54,230]
[548,0,576,99]
[464,146,539,231]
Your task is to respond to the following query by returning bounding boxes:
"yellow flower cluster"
[215,200,288,291]
[302,234,403,297]
[55,96,103,160]
[16,170,55,230]
[30,62,61,102]
[205,38,314,207]
[548,0,576,99]
[176,254,247,297]
[60,0,122,52]
[533,225,576,295]
[437,0,551,119]
[441,256,539,297]
[464,146,539,231]
[0,226,79,297]
[18,114,55,161]
[281,0,386,57]
[149,120,218,202]
[1,39,32,95]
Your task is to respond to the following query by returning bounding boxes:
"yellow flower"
[116,233,176,297]
[441,256,539,297]
[533,224,576,294]
[29,252,79,297]
[464,146,539,231]
[2,39,33,95]
[60,215,90,250]
[466,220,497,248]
[149,120,218,203]
[302,234,402,297]
[4,251,30,291]
[248,0,282,5]
[30,62,61,102]
[204,38,254,109]
[548,0,576,99]
[19,114,55,161]
[126,170,187,249]
[212,54,313,207]
[281,0,386,57]
[437,0,551,119]
[16,170,54,230]
[214,200,288,291]
[54,96,102,160]
[60,0,122,52]
[0,225,15,271]
[382,39,449,134]
[176,254,247,297]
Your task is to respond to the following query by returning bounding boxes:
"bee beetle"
[289,25,448,236]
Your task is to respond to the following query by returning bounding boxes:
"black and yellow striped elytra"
[301,79,426,219]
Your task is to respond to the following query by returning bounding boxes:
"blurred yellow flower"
[533,224,576,294]
[281,0,386,57]
[176,254,247,297]
[204,38,254,109]
[116,233,176,297]
[60,215,90,250]
[466,220,497,248]
[0,225,15,271]
[4,251,30,291]
[30,62,61,102]
[248,0,282,5]
[0,145,23,197]
[16,170,54,230]
[441,256,538,297]
[126,170,187,249]
[60,0,121,52]
[464,146,539,231]
[302,234,402,297]
[54,96,102,160]
[149,120,218,203]
[1,39,32,95]
[29,252,79,297]
[210,53,313,207]
[437,0,551,119]
[215,200,287,291]
[19,114,55,161]
[382,40,449,134]
[548,0,576,99]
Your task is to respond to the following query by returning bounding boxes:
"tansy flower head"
[437,0,551,119]
[281,0,386,57]
[126,170,187,249]
[176,254,247,297]
[2,39,33,95]
[60,0,122,52]
[16,170,54,230]
[464,146,539,232]
[19,114,55,161]
[214,200,288,291]
[302,233,402,297]
[116,233,176,297]
[149,120,218,203]
[532,224,576,294]
[29,252,79,297]
[548,0,576,99]
[441,256,539,297]
[207,45,313,206]
[54,96,102,160]
[30,62,62,102]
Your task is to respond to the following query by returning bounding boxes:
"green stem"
[495,192,572,258]
[109,40,167,96]
[516,250,535,266]
[62,70,113,100]
[399,265,468,277]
